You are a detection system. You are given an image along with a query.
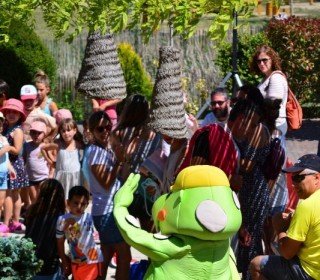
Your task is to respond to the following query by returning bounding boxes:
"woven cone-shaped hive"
[75,31,127,99]
[148,46,188,139]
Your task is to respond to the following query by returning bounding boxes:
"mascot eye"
[196,200,227,233]
[232,192,241,209]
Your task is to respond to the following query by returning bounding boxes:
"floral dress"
[236,136,270,280]
[5,125,29,189]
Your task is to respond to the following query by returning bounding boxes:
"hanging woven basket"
[75,31,127,100]
[148,46,188,139]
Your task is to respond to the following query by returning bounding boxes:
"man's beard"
[213,107,228,120]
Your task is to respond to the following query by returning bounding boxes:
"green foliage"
[39,0,258,44]
[117,43,153,100]
[217,17,320,105]
[0,237,43,279]
[56,90,85,121]
[266,17,320,103]
[301,104,320,119]
[0,20,56,98]
[0,0,39,43]
[216,32,269,90]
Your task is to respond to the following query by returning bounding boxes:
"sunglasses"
[211,100,226,106]
[95,124,111,133]
[292,173,317,183]
[256,58,270,64]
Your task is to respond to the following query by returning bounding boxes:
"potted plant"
[272,0,283,15]
[0,237,43,279]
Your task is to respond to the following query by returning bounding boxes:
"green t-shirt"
[287,189,320,280]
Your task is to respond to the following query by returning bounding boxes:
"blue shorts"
[260,255,314,280]
[93,212,124,245]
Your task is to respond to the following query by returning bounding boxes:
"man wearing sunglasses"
[201,87,230,128]
[250,154,320,280]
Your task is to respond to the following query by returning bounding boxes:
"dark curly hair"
[250,45,282,75]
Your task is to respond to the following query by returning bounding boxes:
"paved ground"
[2,119,319,279]
[286,119,320,162]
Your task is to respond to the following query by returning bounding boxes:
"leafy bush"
[117,43,153,101]
[216,32,269,92]
[217,17,320,105]
[56,90,86,121]
[0,21,56,98]
[266,17,320,103]
[0,237,42,279]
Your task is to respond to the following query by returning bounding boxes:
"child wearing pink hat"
[23,121,53,203]
[20,85,57,141]
[0,111,16,234]
[53,109,73,125]
[0,98,28,233]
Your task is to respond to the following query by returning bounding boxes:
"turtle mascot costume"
[114,165,242,279]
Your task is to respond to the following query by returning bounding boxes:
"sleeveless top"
[4,125,29,189]
[55,148,82,198]
[41,98,53,116]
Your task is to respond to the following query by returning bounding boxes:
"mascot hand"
[114,173,141,208]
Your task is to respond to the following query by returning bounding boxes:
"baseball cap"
[20,85,38,101]
[30,121,47,134]
[283,154,320,173]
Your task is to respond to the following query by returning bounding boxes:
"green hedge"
[217,17,320,105]
[0,21,56,98]
[266,17,320,103]
[0,237,42,279]
[117,43,153,101]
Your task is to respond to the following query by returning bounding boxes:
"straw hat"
[148,46,188,139]
[75,31,127,100]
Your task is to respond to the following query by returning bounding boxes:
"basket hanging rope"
[148,46,188,139]
[75,31,127,99]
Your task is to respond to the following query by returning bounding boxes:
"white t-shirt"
[56,212,103,264]
[201,112,228,130]
[86,144,121,216]
[258,73,288,135]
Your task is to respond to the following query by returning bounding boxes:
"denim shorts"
[93,212,124,245]
[260,255,314,280]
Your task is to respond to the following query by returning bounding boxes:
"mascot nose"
[157,209,167,221]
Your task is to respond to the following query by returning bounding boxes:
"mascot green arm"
[114,174,191,261]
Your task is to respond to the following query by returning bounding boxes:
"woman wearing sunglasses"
[250,45,288,137]
[250,45,289,255]
[85,111,131,280]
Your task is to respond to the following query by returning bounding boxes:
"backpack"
[271,71,303,130]
[263,137,285,181]
[286,86,303,130]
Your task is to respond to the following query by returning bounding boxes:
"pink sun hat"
[30,121,47,134]
[0,98,26,121]
[53,109,73,125]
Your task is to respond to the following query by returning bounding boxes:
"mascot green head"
[152,165,242,241]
